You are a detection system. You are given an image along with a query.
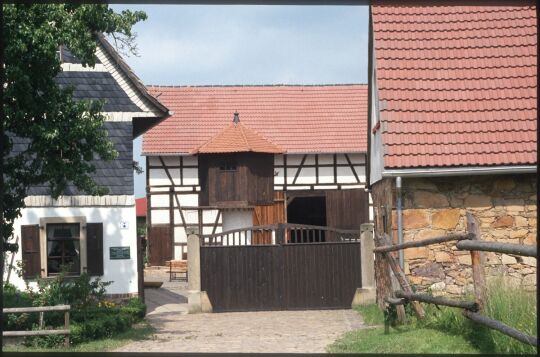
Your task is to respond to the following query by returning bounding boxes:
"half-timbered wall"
[274,153,367,190]
[147,152,373,262]
[147,155,222,261]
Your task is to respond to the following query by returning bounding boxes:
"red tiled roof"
[194,120,284,154]
[136,197,147,217]
[372,4,537,168]
[142,85,367,155]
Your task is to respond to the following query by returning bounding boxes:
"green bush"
[4,271,147,349]
[24,301,146,348]
[68,303,143,345]
[32,269,111,309]
[3,283,38,331]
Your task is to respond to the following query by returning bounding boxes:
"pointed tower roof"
[192,113,284,154]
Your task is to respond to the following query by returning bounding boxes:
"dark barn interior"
[287,195,327,242]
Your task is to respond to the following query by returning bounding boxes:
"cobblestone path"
[115,269,365,353]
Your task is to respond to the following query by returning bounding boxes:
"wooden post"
[64,310,70,347]
[137,234,145,303]
[39,312,44,329]
[374,231,394,310]
[276,224,285,245]
[379,234,425,319]
[467,212,486,312]
[169,187,175,260]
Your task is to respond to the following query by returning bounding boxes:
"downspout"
[396,176,404,269]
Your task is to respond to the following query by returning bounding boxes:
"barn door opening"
[287,195,326,242]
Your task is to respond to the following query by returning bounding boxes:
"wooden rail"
[456,240,537,258]
[376,212,537,347]
[463,310,537,347]
[3,305,70,347]
[395,291,479,312]
[373,233,471,253]
[200,223,360,246]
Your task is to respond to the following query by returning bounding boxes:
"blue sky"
[110,4,369,197]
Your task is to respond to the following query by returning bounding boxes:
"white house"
[4,35,169,298]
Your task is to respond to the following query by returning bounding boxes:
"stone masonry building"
[367,4,537,296]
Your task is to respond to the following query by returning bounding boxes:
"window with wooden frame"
[20,216,104,279]
[46,223,81,276]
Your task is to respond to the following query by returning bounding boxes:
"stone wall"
[371,173,536,296]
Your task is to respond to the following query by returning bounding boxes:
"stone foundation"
[372,173,536,296]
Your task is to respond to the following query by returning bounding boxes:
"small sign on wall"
[110,246,130,260]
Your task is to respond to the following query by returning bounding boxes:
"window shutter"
[21,224,41,279]
[87,223,104,276]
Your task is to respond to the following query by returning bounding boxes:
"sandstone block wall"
[372,174,536,296]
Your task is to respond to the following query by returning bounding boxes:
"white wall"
[4,205,138,295]
[369,45,384,185]
[221,209,253,245]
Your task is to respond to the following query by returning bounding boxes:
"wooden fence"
[374,212,537,347]
[200,223,360,246]
[2,305,71,347]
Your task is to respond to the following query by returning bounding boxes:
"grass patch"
[418,278,537,354]
[332,278,537,354]
[3,321,155,353]
[327,325,480,354]
[353,304,384,325]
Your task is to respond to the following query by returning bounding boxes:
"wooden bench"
[166,260,188,282]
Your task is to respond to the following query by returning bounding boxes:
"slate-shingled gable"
[60,45,101,64]
[371,4,537,169]
[25,122,134,196]
[55,71,141,112]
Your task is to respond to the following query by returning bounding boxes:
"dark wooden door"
[148,225,172,266]
[326,189,369,241]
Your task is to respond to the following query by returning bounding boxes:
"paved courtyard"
[115,268,366,353]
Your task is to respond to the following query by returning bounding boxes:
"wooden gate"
[148,225,172,266]
[200,224,361,312]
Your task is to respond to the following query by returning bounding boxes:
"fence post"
[187,234,212,313]
[276,223,285,245]
[467,212,486,312]
[351,223,376,306]
[64,310,70,347]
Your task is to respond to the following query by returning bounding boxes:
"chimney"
[233,112,240,124]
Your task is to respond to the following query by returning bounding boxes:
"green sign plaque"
[110,246,130,260]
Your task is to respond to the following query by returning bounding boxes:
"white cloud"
[115,5,368,86]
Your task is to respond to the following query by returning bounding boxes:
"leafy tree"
[0,4,147,349]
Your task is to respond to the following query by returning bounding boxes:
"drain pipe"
[396,176,404,269]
